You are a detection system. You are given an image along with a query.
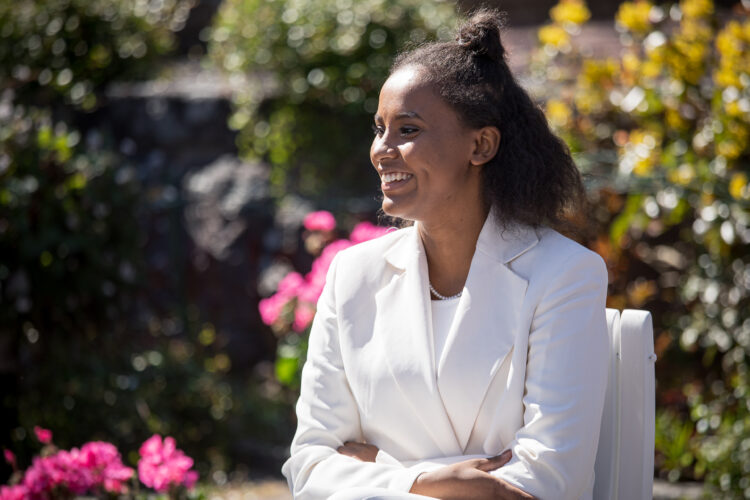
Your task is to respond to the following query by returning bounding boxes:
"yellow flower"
[633,158,655,176]
[620,129,662,177]
[550,0,591,26]
[623,51,641,74]
[726,101,743,118]
[580,58,618,85]
[717,139,741,159]
[714,19,750,90]
[574,59,617,114]
[680,0,714,19]
[716,25,741,57]
[715,67,740,87]
[668,163,696,186]
[641,59,662,79]
[666,108,688,130]
[729,172,748,199]
[546,99,573,127]
[616,1,654,35]
[538,24,570,48]
[574,93,599,115]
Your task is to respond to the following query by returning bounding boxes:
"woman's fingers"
[475,449,512,472]
[336,441,379,462]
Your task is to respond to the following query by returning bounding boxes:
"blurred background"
[1,0,749,497]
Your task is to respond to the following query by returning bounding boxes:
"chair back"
[594,309,656,500]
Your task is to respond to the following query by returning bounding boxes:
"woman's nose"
[370,133,398,165]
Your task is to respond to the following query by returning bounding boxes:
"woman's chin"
[381,199,408,219]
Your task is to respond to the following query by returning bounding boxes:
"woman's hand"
[409,450,535,500]
[336,441,379,462]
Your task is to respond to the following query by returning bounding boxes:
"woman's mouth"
[380,172,413,190]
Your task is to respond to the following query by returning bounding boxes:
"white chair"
[594,309,656,500]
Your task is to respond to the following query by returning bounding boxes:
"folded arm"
[490,252,609,500]
[340,442,531,500]
[281,255,424,499]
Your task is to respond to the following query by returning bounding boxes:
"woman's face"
[370,66,487,223]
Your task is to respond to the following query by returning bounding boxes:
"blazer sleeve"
[281,253,425,499]
[490,250,609,500]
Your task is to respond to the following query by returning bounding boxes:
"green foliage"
[688,371,750,497]
[655,409,699,482]
[0,0,294,479]
[12,314,291,476]
[0,0,192,110]
[0,102,293,475]
[0,101,142,335]
[532,0,749,492]
[207,0,457,197]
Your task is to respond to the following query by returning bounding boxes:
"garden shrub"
[0,101,142,330]
[532,0,749,494]
[0,0,293,481]
[259,211,390,394]
[207,0,458,198]
[0,0,194,110]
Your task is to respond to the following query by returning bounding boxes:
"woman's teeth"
[382,172,413,183]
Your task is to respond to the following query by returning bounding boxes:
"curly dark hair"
[390,9,585,230]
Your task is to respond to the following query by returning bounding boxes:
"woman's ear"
[469,126,501,166]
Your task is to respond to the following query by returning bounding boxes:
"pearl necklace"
[429,281,462,300]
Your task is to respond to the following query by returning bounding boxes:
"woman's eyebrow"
[373,111,424,121]
[396,111,422,119]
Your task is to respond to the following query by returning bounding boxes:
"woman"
[282,9,609,500]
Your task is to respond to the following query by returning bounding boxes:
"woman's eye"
[400,126,419,135]
[372,124,385,136]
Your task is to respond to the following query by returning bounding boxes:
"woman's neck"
[418,203,489,298]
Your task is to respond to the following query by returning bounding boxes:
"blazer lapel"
[375,227,463,456]
[437,215,539,451]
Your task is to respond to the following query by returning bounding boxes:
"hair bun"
[456,9,507,62]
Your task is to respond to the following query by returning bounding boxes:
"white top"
[282,217,609,500]
[430,296,460,367]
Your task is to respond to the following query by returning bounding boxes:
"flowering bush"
[138,435,198,494]
[1,429,198,500]
[260,211,391,388]
[532,0,749,494]
[207,0,457,197]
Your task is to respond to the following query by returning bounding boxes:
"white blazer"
[282,213,609,500]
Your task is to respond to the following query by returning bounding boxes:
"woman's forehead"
[377,66,443,117]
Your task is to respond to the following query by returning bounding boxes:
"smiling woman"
[282,8,609,500]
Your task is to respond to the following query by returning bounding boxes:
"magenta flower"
[349,221,391,244]
[292,304,316,332]
[303,210,336,232]
[0,484,27,500]
[23,449,93,496]
[258,219,390,332]
[79,442,134,494]
[258,293,290,326]
[137,435,198,493]
[277,272,305,297]
[33,427,52,445]
[301,239,353,303]
[2,450,15,469]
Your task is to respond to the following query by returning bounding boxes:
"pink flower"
[3,449,15,469]
[23,449,93,496]
[349,221,390,244]
[301,239,353,304]
[33,427,52,445]
[79,442,134,494]
[0,485,27,500]
[292,304,316,332]
[303,210,336,232]
[258,293,290,326]
[137,435,198,493]
[277,272,304,297]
